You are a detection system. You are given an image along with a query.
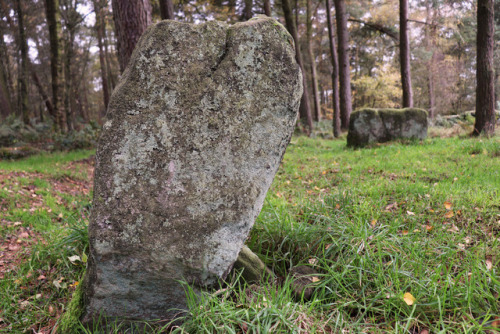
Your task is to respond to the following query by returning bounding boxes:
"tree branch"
[348,17,399,41]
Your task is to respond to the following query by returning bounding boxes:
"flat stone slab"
[82,16,302,323]
[347,108,428,147]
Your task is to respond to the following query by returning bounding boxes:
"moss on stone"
[232,245,274,282]
[58,276,85,333]
[347,108,428,147]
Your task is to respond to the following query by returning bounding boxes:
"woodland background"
[0,0,499,149]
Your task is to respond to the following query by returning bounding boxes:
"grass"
[0,134,499,333]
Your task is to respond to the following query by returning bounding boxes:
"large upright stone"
[82,16,302,323]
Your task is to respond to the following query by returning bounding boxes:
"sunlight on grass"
[0,137,499,333]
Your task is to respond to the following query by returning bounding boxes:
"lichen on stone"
[347,108,428,147]
[82,16,302,326]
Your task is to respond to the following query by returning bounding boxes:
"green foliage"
[352,67,402,108]
[53,122,101,151]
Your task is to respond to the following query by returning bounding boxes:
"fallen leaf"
[444,201,453,210]
[385,202,398,211]
[486,255,493,270]
[370,219,377,227]
[402,230,409,236]
[444,211,454,219]
[335,203,341,210]
[68,255,81,263]
[37,275,46,280]
[447,224,459,233]
[403,292,416,305]
[308,258,318,265]
[425,225,433,232]
[407,211,415,216]
[18,232,29,239]
[311,277,320,283]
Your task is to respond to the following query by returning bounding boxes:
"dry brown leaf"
[486,255,493,271]
[444,201,453,210]
[402,230,409,236]
[385,202,398,211]
[371,219,377,227]
[407,211,415,216]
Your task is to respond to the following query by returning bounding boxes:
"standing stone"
[82,16,303,324]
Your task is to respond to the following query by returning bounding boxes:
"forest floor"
[0,134,499,333]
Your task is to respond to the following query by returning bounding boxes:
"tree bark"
[93,0,110,115]
[307,0,321,121]
[425,0,436,119]
[0,30,13,119]
[399,0,413,108]
[263,0,271,16]
[112,0,152,73]
[326,0,340,137]
[334,0,352,130]
[474,0,495,136]
[15,0,30,124]
[159,0,174,20]
[31,71,55,117]
[282,0,314,133]
[44,0,64,131]
[241,0,252,21]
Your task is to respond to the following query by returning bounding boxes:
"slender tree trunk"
[0,34,12,119]
[326,0,340,137]
[31,71,54,116]
[159,0,174,20]
[15,0,29,124]
[263,0,271,16]
[425,0,435,119]
[44,0,64,131]
[112,0,152,73]
[282,0,314,134]
[294,0,299,33]
[102,8,117,90]
[93,0,110,115]
[474,0,495,136]
[334,0,352,130]
[399,0,413,108]
[241,0,252,20]
[307,0,321,121]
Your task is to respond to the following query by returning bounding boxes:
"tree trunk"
[159,0,174,20]
[306,0,321,121]
[15,0,29,124]
[263,0,271,16]
[241,0,252,21]
[474,0,495,136]
[334,0,352,130]
[0,33,12,119]
[282,0,314,134]
[31,71,54,117]
[93,0,110,115]
[326,0,340,137]
[44,0,64,131]
[425,0,435,119]
[399,0,413,108]
[112,0,152,73]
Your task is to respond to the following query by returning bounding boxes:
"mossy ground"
[0,130,499,332]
